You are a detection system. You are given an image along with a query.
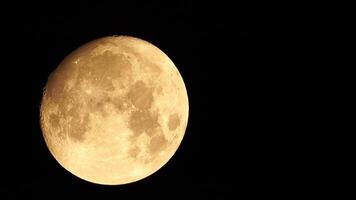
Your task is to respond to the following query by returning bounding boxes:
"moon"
[40,36,189,185]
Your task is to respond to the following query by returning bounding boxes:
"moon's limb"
[40,36,189,185]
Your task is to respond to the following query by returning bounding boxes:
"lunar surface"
[40,36,189,185]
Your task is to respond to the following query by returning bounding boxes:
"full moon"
[40,36,189,185]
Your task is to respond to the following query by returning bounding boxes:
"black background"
[0,1,301,198]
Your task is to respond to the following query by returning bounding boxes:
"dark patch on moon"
[88,51,131,78]
[128,146,140,159]
[86,95,111,117]
[49,113,60,129]
[111,96,127,112]
[127,80,154,110]
[53,102,89,142]
[78,50,132,92]
[47,100,89,142]
[149,134,168,154]
[168,113,180,131]
[68,113,89,141]
[129,110,160,137]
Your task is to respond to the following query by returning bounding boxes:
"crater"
[127,80,154,110]
[168,113,180,131]
[128,110,160,137]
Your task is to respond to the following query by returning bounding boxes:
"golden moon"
[40,36,189,185]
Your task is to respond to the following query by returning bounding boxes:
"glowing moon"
[40,36,189,185]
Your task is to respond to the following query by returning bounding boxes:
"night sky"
[1,1,299,198]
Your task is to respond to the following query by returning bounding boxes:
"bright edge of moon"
[40,36,189,185]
